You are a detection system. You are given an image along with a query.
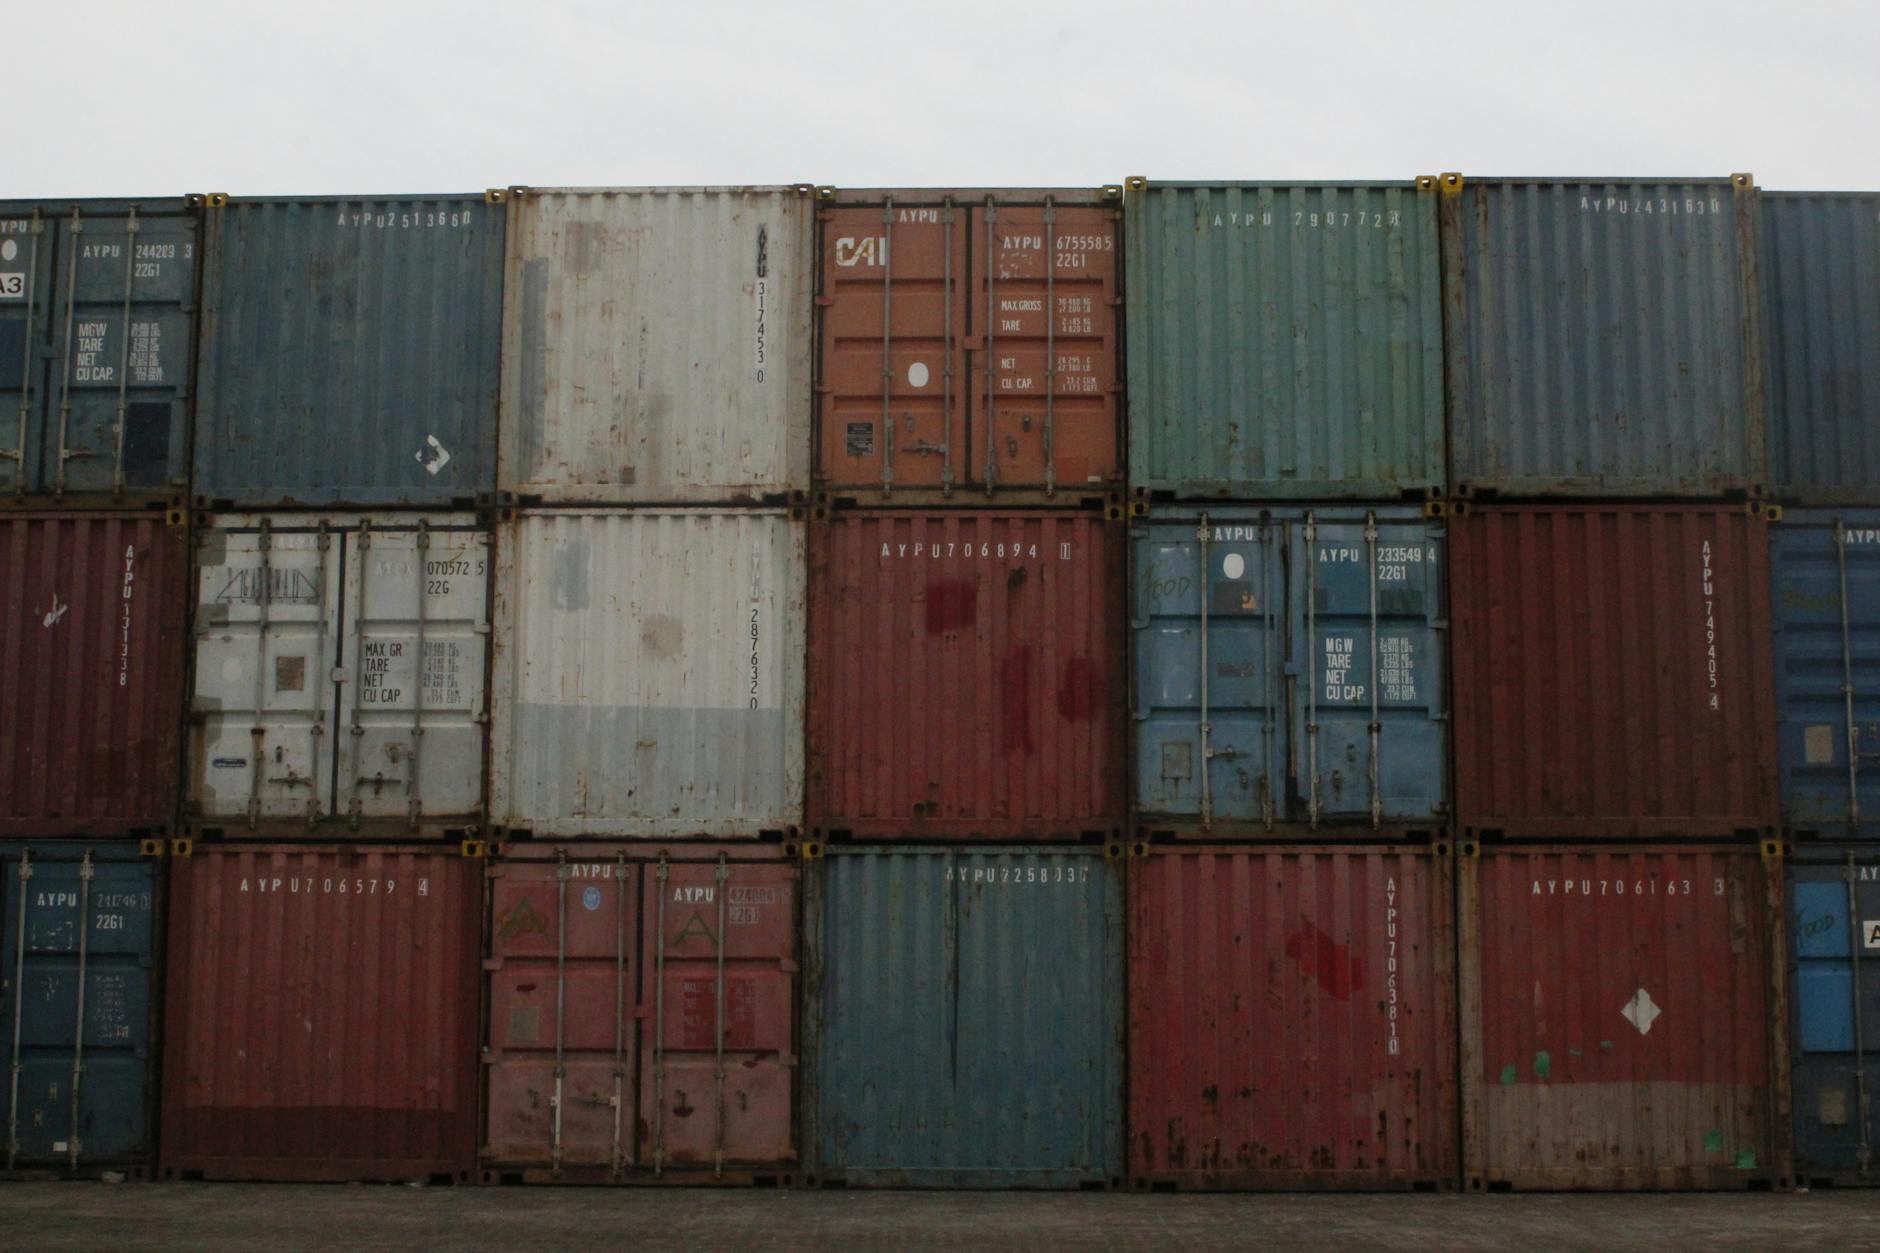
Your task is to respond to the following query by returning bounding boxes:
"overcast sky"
[15,0,1876,197]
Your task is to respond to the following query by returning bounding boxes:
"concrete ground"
[5,1184,1880,1252]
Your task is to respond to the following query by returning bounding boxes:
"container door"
[1,845,157,1169]
[1791,853,1880,1180]
[0,210,54,493]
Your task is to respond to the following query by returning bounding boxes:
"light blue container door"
[1790,849,1880,1180]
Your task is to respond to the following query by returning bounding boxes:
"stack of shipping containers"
[799,187,1129,1187]
[1441,174,1789,1190]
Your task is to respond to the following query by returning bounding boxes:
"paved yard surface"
[5,1183,1879,1251]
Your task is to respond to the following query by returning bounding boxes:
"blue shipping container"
[803,846,1124,1188]
[1132,505,1447,834]
[1772,510,1880,837]
[1791,846,1880,1182]
[0,842,158,1174]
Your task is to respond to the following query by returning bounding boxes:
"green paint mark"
[1705,1130,1725,1154]
[1736,1148,1758,1169]
[1568,1048,1583,1059]
[1532,1051,1551,1079]
[1500,1064,1517,1086]
[1599,1041,1614,1050]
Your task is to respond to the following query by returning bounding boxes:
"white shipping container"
[489,509,806,837]
[499,187,814,503]
[189,513,490,836]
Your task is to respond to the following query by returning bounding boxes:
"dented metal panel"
[1124,180,1445,500]
[160,844,481,1182]
[1788,845,1880,1184]
[1130,844,1457,1190]
[187,513,490,838]
[0,513,186,837]
[488,509,806,838]
[1451,505,1779,838]
[499,187,814,503]
[1459,842,1788,1190]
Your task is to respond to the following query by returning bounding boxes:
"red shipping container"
[0,513,185,836]
[816,190,1122,505]
[482,843,798,1182]
[1459,842,1789,1190]
[1451,505,1779,838]
[1130,844,1458,1190]
[160,845,481,1182]
[808,510,1125,840]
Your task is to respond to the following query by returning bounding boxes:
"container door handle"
[1042,197,1056,500]
[1848,850,1871,1176]
[1839,519,1862,828]
[110,207,139,494]
[714,854,729,1179]
[1261,515,1276,830]
[248,519,274,828]
[1366,511,1382,831]
[940,198,955,495]
[653,855,667,1177]
[6,850,29,1169]
[6,211,41,495]
[52,208,81,496]
[409,521,428,823]
[879,199,894,496]
[1196,513,1212,830]
[347,521,371,828]
[612,852,629,1178]
[552,854,568,1174]
[983,198,998,496]
[1305,512,1320,830]
[307,520,331,826]
[67,852,92,1170]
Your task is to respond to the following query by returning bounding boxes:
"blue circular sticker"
[582,885,603,912]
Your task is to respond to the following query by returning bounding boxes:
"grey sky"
[16,0,1877,196]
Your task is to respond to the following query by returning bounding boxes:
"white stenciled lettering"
[1701,539,1720,711]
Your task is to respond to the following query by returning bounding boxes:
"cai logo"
[582,886,603,912]
[833,236,886,268]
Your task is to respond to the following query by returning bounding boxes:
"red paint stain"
[1285,919,1362,1001]
[925,578,977,634]
[1056,655,1100,721]
[1000,647,1035,754]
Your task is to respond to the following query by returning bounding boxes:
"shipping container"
[1,513,187,837]
[160,844,480,1182]
[1440,175,1767,498]
[1772,511,1880,838]
[1132,506,1447,837]
[808,511,1125,840]
[488,509,805,839]
[1789,845,1880,1184]
[1459,841,1788,1191]
[187,513,489,839]
[816,188,1122,505]
[499,187,814,504]
[1762,194,1880,504]
[801,845,1124,1188]
[0,199,199,506]
[192,195,505,507]
[1451,504,1779,838]
[1,841,159,1177]
[1123,179,1444,501]
[1129,844,1457,1190]
[481,842,798,1183]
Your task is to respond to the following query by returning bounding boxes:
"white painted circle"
[907,361,930,388]
[1222,552,1246,580]
[0,240,15,261]
[220,657,244,682]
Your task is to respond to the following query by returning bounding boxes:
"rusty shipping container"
[816,188,1122,505]
[0,513,186,837]
[1459,841,1788,1190]
[482,843,798,1183]
[1130,844,1458,1190]
[1441,175,1767,498]
[807,510,1125,840]
[1451,504,1779,838]
[161,844,480,1182]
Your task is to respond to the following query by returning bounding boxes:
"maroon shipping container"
[160,845,481,1182]
[1459,842,1789,1190]
[816,189,1122,505]
[807,510,1126,840]
[1451,505,1779,838]
[0,513,186,836]
[482,843,798,1183]
[1129,844,1458,1190]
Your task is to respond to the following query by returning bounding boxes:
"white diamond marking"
[1621,988,1661,1036]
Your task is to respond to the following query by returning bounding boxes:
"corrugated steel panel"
[1,841,159,1176]
[1124,180,1444,501]
[160,844,481,1182]
[1763,194,1880,503]
[1132,506,1447,836]
[187,513,490,838]
[193,196,504,507]
[1130,844,1457,1190]
[482,843,798,1181]
[0,513,186,837]
[1459,842,1788,1190]
[802,845,1124,1188]
[1788,845,1880,1184]
[1451,504,1778,838]
[808,511,1125,840]
[1441,176,1767,498]
[816,189,1122,505]
[1772,511,1880,837]
[488,509,805,838]
[0,199,199,504]
[499,187,813,504]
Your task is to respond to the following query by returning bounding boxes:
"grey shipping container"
[187,513,490,838]
[1124,179,1445,500]
[1763,193,1880,503]
[1441,175,1767,498]
[802,845,1125,1189]
[1790,845,1880,1184]
[1,199,199,504]
[193,196,505,507]
[500,187,813,503]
